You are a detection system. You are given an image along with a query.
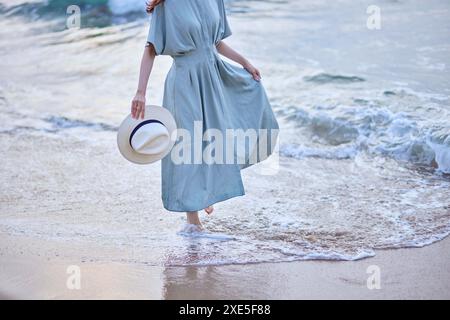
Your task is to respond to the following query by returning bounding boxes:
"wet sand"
[1,234,449,299]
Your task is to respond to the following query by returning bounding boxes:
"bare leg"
[186,211,202,229]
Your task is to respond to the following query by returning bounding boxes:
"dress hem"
[162,187,245,213]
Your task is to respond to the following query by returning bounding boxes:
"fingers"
[245,63,261,81]
[146,1,152,13]
[138,103,146,119]
[134,103,143,120]
[140,103,145,119]
[131,100,145,120]
[133,104,138,119]
[131,100,137,118]
[146,0,162,13]
[253,69,261,81]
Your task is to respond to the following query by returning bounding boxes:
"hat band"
[129,119,165,147]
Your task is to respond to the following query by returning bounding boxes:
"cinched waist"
[173,46,219,65]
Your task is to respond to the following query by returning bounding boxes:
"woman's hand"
[146,0,164,13]
[215,41,261,81]
[131,92,146,119]
[243,61,261,81]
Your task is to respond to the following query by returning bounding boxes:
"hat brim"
[117,105,177,165]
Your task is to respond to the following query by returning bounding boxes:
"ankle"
[186,211,201,225]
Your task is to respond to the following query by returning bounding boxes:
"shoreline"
[1,234,449,299]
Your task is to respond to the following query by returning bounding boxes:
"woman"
[131,0,279,230]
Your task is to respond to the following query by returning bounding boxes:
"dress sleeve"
[217,0,232,42]
[146,5,166,55]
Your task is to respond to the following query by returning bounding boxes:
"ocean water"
[0,0,450,266]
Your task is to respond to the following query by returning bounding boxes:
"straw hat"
[117,105,177,164]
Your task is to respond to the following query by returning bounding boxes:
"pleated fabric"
[146,0,279,212]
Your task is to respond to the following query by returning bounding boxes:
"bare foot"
[180,223,204,233]
[204,206,214,215]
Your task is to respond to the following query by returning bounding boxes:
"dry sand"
[0,234,449,299]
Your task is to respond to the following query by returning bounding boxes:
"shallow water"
[0,0,449,266]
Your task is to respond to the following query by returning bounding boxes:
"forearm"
[216,41,249,67]
[136,46,156,94]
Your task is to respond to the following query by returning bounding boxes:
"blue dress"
[147,0,279,212]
